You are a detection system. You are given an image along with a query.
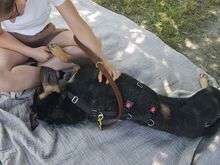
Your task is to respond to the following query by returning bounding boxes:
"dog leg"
[58,65,81,91]
[67,65,81,83]
[48,43,81,80]
[62,65,81,82]
[48,43,74,63]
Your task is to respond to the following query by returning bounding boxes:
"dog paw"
[48,43,73,63]
[199,73,209,88]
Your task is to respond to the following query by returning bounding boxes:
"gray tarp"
[0,0,219,164]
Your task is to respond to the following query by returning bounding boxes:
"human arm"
[0,24,52,62]
[55,0,120,83]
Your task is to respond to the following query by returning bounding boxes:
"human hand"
[98,61,121,84]
[30,46,53,62]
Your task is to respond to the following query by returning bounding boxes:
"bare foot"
[199,73,209,88]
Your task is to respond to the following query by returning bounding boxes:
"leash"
[73,36,123,129]
[67,79,157,127]
[30,38,123,130]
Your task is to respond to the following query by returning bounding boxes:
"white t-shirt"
[1,0,65,35]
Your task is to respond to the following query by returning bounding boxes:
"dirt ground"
[181,5,220,84]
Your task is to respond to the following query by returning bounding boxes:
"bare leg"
[39,30,90,71]
[199,73,209,88]
[0,46,81,92]
[0,30,98,92]
[39,57,75,70]
[0,48,41,92]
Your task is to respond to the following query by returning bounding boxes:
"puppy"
[31,59,220,138]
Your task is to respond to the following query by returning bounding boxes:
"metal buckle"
[126,113,133,120]
[137,81,143,88]
[147,119,155,127]
[97,112,104,130]
[71,96,79,104]
[95,61,103,68]
[204,122,211,128]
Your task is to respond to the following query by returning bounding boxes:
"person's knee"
[62,45,88,58]
[0,48,28,70]
[0,70,14,92]
[38,58,75,71]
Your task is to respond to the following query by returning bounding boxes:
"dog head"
[31,67,86,125]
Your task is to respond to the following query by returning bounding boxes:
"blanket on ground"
[0,0,219,164]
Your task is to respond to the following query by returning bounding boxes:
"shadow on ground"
[182,5,220,84]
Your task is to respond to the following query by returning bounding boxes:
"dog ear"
[38,66,61,100]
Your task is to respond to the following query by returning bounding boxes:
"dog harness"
[30,80,158,131]
[67,80,157,128]
[74,36,123,129]
[122,81,157,127]
[67,91,122,129]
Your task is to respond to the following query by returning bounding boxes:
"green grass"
[92,0,219,51]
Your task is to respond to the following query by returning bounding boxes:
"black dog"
[31,60,220,138]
